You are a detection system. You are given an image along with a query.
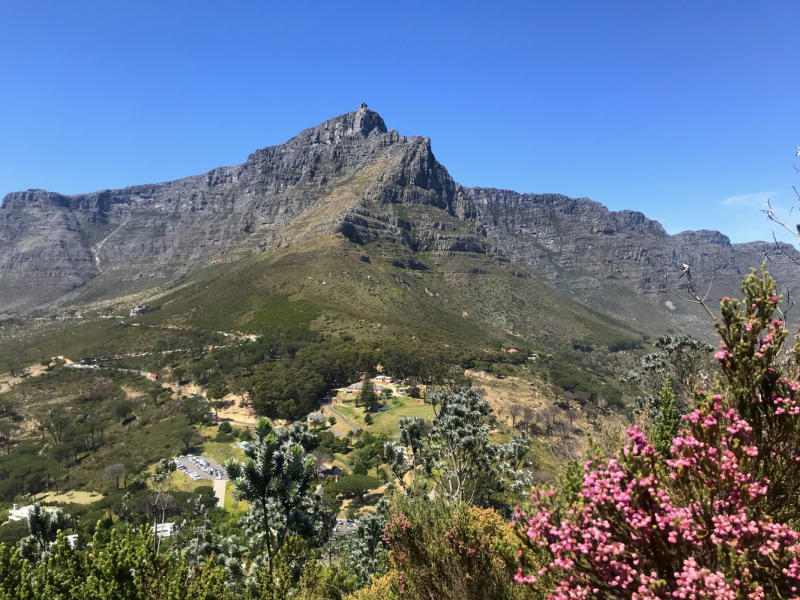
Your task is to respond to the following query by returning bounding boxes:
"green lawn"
[167,470,209,493]
[369,397,435,436]
[335,395,435,437]
[224,481,249,515]
[201,441,246,466]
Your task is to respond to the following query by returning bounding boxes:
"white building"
[155,522,178,538]
[130,305,150,317]
[8,504,60,522]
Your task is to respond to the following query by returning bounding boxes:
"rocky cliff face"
[1,105,798,320]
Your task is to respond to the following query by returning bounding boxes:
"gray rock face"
[1,105,798,317]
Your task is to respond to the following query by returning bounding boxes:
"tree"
[508,404,523,428]
[178,428,199,454]
[103,463,127,491]
[624,334,713,413]
[312,449,333,479]
[18,504,72,564]
[181,397,211,426]
[407,385,422,399]
[565,409,579,427]
[336,474,379,502]
[341,510,389,586]
[148,384,162,407]
[538,405,563,435]
[42,408,69,443]
[362,378,382,412]
[382,442,412,490]
[172,366,187,384]
[114,400,135,423]
[426,388,494,504]
[328,415,337,426]
[651,375,681,456]
[141,459,176,553]
[363,413,374,426]
[0,421,20,453]
[225,417,316,575]
[522,406,536,433]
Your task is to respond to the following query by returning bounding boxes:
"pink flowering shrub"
[714,267,800,524]
[514,267,800,599]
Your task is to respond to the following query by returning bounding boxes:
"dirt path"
[215,393,258,425]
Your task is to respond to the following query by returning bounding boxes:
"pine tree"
[653,375,681,456]
[361,374,381,411]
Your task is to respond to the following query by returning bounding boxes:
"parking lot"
[332,519,357,536]
[173,454,229,481]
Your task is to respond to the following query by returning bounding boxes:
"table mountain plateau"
[2,104,797,336]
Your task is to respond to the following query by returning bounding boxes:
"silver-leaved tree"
[225,417,317,576]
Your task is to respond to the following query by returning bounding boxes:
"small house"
[345,382,383,394]
[374,376,392,384]
[306,412,327,425]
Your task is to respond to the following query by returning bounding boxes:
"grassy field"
[224,481,249,515]
[201,441,247,466]
[332,394,434,436]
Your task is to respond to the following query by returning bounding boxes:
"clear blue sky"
[1,1,798,244]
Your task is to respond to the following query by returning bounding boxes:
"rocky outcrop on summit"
[1,104,798,316]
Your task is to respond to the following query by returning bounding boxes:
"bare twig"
[761,232,800,267]
[765,196,800,242]
[665,262,718,321]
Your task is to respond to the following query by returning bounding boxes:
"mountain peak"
[282,104,388,149]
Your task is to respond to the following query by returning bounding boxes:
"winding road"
[325,402,358,434]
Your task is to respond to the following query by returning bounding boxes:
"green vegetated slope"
[0,318,229,374]
[0,365,192,496]
[0,225,653,382]
[134,234,652,353]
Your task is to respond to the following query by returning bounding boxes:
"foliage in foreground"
[515,267,800,600]
[347,495,538,600]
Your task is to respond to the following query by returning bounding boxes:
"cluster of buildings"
[129,304,150,317]
[344,375,392,395]
[8,503,177,540]
[8,503,60,522]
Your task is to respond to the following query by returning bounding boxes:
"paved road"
[326,403,358,432]
[213,480,227,508]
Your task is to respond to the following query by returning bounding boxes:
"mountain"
[1,104,798,338]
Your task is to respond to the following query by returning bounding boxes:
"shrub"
[382,496,536,600]
[515,267,800,600]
